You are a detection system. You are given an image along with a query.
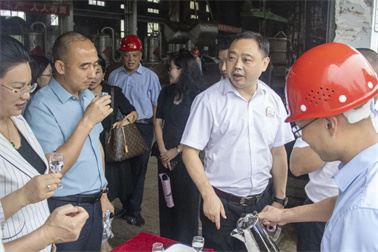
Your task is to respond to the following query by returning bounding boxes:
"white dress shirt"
[293,137,339,203]
[181,78,294,196]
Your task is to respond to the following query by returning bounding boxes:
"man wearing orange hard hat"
[259,43,378,251]
[108,34,161,227]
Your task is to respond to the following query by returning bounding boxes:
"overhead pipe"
[30,22,47,56]
[217,24,242,34]
[101,26,120,62]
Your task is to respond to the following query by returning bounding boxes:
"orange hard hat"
[119,35,143,51]
[285,43,378,122]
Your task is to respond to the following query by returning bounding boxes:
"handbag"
[104,87,148,162]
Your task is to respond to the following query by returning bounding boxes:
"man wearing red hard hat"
[259,43,378,251]
[191,47,202,72]
[108,34,161,227]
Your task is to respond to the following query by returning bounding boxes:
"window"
[120,19,125,39]
[88,0,105,7]
[189,1,210,20]
[0,10,25,20]
[190,1,199,19]
[190,1,199,10]
[51,14,59,26]
[120,4,125,9]
[147,0,160,3]
[147,22,159,37]
[147,8,159,14]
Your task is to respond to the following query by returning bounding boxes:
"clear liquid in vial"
[192,242,203,251]
[50,160,63,173]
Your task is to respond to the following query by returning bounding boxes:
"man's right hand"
[42,204,89,244]
[84,95,113,128]
[203,192,227,230]
[258,205,287,227]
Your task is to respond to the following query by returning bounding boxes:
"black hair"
[52,31,88,63]
[218,36,233,52]
[171,52,208,101]
[178,48,190,55]
[30,55,51,84]
[97,54,106,73]
[0,35,30,78]
[231,31,270,58]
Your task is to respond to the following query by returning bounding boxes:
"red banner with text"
[0,1,70,16]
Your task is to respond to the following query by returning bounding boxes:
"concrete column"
[125,0,137,35]
[333,0,378,50]
[59,0,74,33]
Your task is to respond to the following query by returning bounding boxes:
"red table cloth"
[111,232,215,252]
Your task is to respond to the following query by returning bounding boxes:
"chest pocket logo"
[266,106,276,118]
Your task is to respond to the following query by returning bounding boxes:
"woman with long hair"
[89,55,137,211]
[154,52,208,243]
[29,55,53,90]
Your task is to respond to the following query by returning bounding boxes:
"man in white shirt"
[181,31,294,251]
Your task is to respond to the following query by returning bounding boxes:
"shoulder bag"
[105,87,148,162]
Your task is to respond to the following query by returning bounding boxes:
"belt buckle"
[91,195,101,204]
[91,191,103,204]
[240,196,253,206]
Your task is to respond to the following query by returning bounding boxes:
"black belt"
[136,118,153,125]
[213,187,266,206]
[52,190,104,204]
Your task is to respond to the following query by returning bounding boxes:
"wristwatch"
[102,187,109,194]
[273,196,288,207]
[176,146,182,154]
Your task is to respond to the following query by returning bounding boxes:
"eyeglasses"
[292,118,318,138]
[40,73,53,77]
[0,83,37,99]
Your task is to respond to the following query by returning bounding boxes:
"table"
[111,232,215,252]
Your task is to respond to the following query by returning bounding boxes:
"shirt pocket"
[262,111,280,146]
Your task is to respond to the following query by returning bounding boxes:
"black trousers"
[48,198,102,252]
[296,198,326,252]
[121,122,154,216]
[200,189,272,252]
[157,156,200,244]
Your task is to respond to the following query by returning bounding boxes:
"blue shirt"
[24,78,107,197]
[108,64,161,120]
[321,143,378,251]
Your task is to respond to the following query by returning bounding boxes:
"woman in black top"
[154,52,208,243]
[89,55,137,204]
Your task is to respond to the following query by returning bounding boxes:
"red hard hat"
[119,35,143,51]
[285,43,378,122]
[191,48,199,55]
